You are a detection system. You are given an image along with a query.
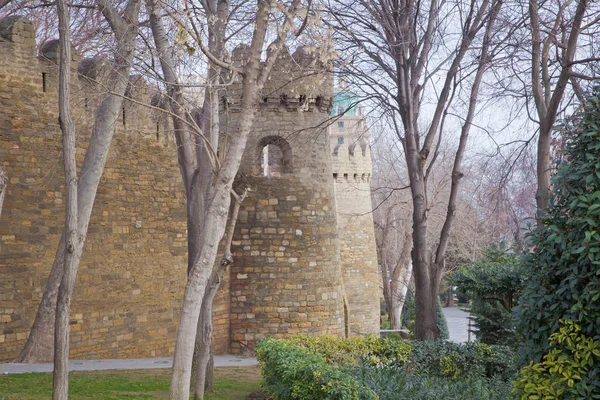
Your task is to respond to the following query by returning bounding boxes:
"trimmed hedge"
[256,335,517,400]
[285,335,412,366]
[256,338,377,400]
[408,340,517,381]
[357,365,512,400]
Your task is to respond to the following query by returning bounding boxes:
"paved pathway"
[2,310,471,375]
[0,355,257,375]
[443,306,473,343]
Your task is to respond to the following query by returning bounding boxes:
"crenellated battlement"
[330,111,373,182]
[0,15,36,54]
[222,44,334,114]
[0,16,172,147]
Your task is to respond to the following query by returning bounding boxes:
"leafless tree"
[528,0,596,211]
[466,146,537,249]
[147,1,321,398]
[371,135,412,329]
[372,133,490,328]
[15,0,141,363]
[329,0,505,339]
[488,1,600,212]
[52,0,78,397]
[0,0,115,56]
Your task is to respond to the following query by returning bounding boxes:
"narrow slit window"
[42,73,47,93]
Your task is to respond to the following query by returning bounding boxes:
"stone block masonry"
[0,16,380,361]
[330,114,381,336]
[0,16,188,360]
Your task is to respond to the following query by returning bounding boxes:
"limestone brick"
[0,18,380,361]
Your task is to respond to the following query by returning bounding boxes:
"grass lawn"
[0,366,262,400]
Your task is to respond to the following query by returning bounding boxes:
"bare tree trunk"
[194,189,246,400]
[194,301,212,400]
[536,123,552,211]
[192,3,228,392]
[170,93,259,399]
[381,261,392,324]
[169,190,233,400]
[389,261,412,329]
[52,1,79,397]
[146,5,219,398]
[388,291,401,329]
[0,166,6,219]
[15,0,141,363]
[447,279,454,307]
[166,1,302,396]
[403,131,440,338]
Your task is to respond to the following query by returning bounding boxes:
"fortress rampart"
[0,16,379,360]
[0,16,189,360]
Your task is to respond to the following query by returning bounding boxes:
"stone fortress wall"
[0,16,189,360]
[0,16,379,360]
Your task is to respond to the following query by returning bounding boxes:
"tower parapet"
[224,45,333,114]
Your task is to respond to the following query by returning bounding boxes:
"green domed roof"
[331,91,359,116]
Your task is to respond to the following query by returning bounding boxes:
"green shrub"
[437,299,449,340]
[408,340,517,381]
[255,337,377,400]
[256,336,518,400]
[356,364,512,400]
[515,90,600,365]
[286,334,412,366]
[469,298,516,347]
[452,249,522,347]
[513,320,600,399]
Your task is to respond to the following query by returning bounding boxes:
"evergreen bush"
[515,90,600,368]
[452,249,522,346]
[436,299,450,340]
[357,365,512,400]
[256,335,517,400]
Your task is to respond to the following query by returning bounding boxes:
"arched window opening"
[256,135,293,177]
[261,144,284,177]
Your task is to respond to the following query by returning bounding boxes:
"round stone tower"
[222,46,346,353]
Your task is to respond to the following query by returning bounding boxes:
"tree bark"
[169,73,262,398]
[15,0,141,364]
[194,189,246,400]
[389,261,412,329]
[0,166,6,219]
[168,1,303,397]
[52,1,79,397]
